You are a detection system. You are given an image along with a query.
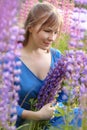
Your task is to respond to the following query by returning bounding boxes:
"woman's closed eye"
[44,30,58,34]
[44,30,51,33]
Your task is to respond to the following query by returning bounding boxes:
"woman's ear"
[28,26,33,33]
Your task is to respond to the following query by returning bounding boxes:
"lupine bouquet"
[0,0,25,130]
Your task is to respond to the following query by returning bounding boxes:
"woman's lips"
[44,42,51,46]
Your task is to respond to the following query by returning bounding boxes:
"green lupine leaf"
[56,107,65,116]
[17,123,29,130]
[54,113,62,117]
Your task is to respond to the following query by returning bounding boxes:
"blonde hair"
[23,1,63,46]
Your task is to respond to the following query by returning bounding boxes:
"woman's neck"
[20,46,49,59]
[22,42,49,55]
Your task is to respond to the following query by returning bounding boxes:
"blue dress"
[16,48,62,127]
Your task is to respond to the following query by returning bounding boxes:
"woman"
[16,1,64,128]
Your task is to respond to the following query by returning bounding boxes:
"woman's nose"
[48,33,56,41]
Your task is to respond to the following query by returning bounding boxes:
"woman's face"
[29,22,58,50]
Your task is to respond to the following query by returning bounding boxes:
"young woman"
[16,1,64,128]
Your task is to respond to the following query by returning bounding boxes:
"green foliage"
[17,117,49,130]
[17,98,50,130]
[49,125,78,130]
[81,111,87,130]
[55,107,65,117]
[48,96,81,130]
[52,33,69,54]
[38,0,43,2]
[29,120,50,130]
[17,123,30,130]
[49,126,59,130]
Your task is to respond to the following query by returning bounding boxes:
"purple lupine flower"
[69,7,87,48]
[36,49,87,110]
[63,50,87,102]
[74,0,87,5]
[36,56,67,109]
[0,0,24,129]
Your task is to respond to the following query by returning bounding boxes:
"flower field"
[0,0,87,130]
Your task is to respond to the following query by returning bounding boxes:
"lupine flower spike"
[0,0,25,129]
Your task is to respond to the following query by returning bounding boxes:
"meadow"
[0,0,87,130]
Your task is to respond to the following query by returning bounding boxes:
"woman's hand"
[22,101,56,121]
[37,102,55,120]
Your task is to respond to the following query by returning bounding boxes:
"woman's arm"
[21,110,40,120]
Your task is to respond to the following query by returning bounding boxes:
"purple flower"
[74,0,87,4]
[36,47,87,110]
[36,56,67,109]
[0,0,24,129]
[70,7,87,48]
